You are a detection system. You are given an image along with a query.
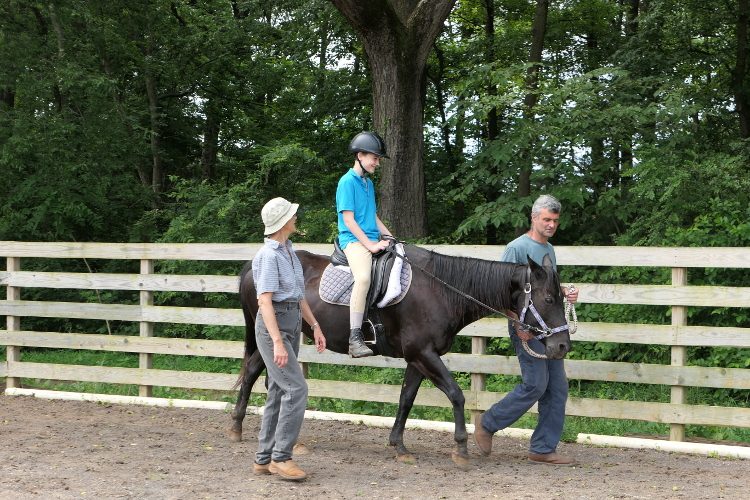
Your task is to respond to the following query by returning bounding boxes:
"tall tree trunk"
[317,11,330,91]
[144,71,164,200]
[201,105,221,182]
[139,25,164,204]
[733,0,750,139]
[484,0,500,245]
[625,0,639,37]
[329,0,457,239]
[428,43,464,232]
[621,0,638,187]
[516,0,548,236]
[48,3,67,112]
[102,55,151,197]
[1,87,14,108]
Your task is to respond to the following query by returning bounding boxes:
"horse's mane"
[423,248,521,318]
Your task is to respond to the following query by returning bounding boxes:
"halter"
[517,267,578,359]
[518,266,572,340]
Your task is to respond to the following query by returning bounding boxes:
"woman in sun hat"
[251,197,326,481]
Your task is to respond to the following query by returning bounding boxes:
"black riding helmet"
[348,131,390,158]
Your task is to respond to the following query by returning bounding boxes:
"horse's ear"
[527,255,541,270]
[527,255,547,280]
[542,253,553,267]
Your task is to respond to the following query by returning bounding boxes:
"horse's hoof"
[226,427,242,443]
[293,442,310,455]
[451,452,469,469]
[395,453,415,462]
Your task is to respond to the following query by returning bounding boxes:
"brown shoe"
[269,459,308,480]
[253,462,271,475]
[292,442,310,455]
[473,414,493,456]
[528,452,577,466]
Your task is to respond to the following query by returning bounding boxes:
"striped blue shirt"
[252,238,305,301]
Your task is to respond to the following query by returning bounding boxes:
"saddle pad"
[319,250,412,307]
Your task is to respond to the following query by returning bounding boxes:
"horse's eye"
[544,297,553,305]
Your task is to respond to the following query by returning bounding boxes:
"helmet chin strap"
[356,156,368,180]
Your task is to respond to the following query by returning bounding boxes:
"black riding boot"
[349,327,374,358]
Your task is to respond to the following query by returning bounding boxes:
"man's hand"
[563,285,579,304]
[516,328,535,341]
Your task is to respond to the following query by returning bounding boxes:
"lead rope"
[521,284,578,359]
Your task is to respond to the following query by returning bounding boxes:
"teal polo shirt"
[336,168,379,249]
[500,234,557,270]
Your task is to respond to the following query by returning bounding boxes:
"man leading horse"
[474,194,580,466]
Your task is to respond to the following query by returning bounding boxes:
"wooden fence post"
[670,267,688,442]
[470,336,487,423]
[5,257,21,389]
[139,259,154,398]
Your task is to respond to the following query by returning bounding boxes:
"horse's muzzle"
[547,338,573,360]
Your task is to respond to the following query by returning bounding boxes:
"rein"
[383,238,577,359]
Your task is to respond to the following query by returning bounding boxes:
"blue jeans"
[480,322,569,454]
[255,300,308,464]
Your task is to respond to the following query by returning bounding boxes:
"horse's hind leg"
[227,349,265,442]
[409,351,469,469]
[389,363,424,462]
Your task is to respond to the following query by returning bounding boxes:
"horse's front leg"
[409,351,469,469]
[227,349,265,442]
[389,363,425,461]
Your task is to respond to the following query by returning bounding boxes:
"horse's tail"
[233,260,257,390]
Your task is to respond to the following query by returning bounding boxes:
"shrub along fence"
[1,242,750,443]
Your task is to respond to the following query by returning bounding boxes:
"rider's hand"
[369,240,390,253]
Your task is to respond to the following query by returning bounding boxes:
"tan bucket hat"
[262,197,299,235]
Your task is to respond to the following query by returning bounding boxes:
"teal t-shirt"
[500,234,557,270]
[336,168,379,248]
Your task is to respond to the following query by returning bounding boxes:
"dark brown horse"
[228,245,572,468]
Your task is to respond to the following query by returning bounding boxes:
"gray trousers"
[255,300,308,464]
[480,322,569,454]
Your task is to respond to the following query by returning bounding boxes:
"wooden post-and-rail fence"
[2,242,750,443]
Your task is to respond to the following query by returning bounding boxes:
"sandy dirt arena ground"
[1,394,748,500]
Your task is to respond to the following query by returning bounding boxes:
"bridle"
[382,238,577,359]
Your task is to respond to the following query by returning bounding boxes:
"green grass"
[3,347,750,444]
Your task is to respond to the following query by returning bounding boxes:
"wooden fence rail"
[2,242,750,442]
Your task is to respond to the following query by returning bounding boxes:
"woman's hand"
[273,339,288,367]
[313,325,326,354]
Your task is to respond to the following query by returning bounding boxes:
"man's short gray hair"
[531,195,562,217]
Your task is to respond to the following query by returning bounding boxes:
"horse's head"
[511,254,572,360]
